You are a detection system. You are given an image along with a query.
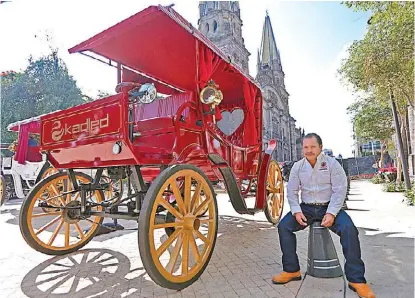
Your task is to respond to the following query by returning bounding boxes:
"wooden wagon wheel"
[0,175,6,207]
[139,164,218,290]
[37,164,61,212]
[19,172,104,255]
[100,176,124,204]
[264,160,284,225]
[41,166,59,180]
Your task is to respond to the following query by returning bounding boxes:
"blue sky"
[0,0,370,157]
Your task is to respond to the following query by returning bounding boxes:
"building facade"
[198,1,304,161]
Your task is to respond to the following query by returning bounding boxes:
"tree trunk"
[396,157,402,183]
[401,114,409,160]
[379,140,385,168]
[390,89,411,190]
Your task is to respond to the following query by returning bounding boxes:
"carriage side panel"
[40,94,137,169]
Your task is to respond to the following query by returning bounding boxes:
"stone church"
[198,1,304,161]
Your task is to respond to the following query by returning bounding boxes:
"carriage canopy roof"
[68,5,260,97]
[69,5,262,146]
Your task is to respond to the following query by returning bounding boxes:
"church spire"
[258,12,281,70]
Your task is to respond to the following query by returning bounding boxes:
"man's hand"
[321,213,335,227]
[294,212,308,226]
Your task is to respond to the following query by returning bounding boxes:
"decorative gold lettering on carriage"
[51,113,109,141]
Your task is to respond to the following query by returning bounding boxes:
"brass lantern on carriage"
[200,80,223,123]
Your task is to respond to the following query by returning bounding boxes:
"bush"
[382,181,407,192]
[371,174,385,184]
[383,182,398,192]
[403,183,415,206]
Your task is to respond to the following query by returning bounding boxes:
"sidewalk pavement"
[0,179,413,297]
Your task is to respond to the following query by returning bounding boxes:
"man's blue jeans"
[278,203,366,283]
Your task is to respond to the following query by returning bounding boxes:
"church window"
[213,20,218,32]
[205,23,209,33]
[214,1,219,9]
[224,22,230,31]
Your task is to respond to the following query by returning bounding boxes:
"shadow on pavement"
[330,227,415,298]
[19,215,277,298]
[21,249,137,298]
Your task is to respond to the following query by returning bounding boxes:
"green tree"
[1,51,86,143]
[348,96,395,167]
[339,1,414,189]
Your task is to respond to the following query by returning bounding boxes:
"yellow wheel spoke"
[72,192,80,202]
[183,175,192,213]
[65,223,70,246]
[199,218,214,224]
[74,223,85,239]
[272,195,279,218]
[189,231,201,264]
[65,180,72,203]
[48,184,60,197]
[267,175,273,188]
[190,181,202,213]
[171,181,186,215]
[194,229,210,245]
[267,186,279,193]
[32,211,61,218]
[156,227,182,258]
[47,219,64,246]
[35,215,62,235]
[194,195,212,216]
[270,167,276,186]
[39,196,61,207]
[153,222,182,229]
[166,233,183,273]
[158,199,184,220]
[182,231,189,275]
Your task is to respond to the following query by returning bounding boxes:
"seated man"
[272,133,375,298]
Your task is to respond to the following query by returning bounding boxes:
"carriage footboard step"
[208,154,254,215]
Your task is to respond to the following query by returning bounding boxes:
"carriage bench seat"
[132,117,175,153]
[134,117,174,133]
[131,92,193,153]
[134,92,192,123]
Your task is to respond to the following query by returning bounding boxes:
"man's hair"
[303,133,323,146]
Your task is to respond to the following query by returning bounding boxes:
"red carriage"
[19,5,284,290]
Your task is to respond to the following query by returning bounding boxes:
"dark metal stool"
[307,221,343,278]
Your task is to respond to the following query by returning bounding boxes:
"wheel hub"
[62,201,81,224]
[183,214,200,230]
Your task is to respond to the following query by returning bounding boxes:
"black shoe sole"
[272,276,302,284]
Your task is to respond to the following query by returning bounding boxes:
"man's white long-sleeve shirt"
[287,153,347,216]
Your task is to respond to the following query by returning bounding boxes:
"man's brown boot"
[272,271,301,284]
[349,282,376,298]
